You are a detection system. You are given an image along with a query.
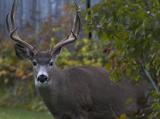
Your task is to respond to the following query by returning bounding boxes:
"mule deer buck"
[6,0,150,119]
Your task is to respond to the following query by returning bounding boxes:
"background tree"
[88,0,160,118]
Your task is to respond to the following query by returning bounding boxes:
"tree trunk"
[86,0,92,39]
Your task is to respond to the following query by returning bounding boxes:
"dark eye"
[49,62,53,66]
[32,61,37,66]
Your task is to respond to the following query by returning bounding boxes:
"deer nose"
[37,74,48,83]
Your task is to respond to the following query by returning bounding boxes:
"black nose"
[37,75,48,83]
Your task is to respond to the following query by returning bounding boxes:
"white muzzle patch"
[35,66,49,87]
[37,66,48,78]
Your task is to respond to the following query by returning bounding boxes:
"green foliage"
[0,107,51,119]
[87,0,160,118]
[90,0,160,81]
[56,38,104,67]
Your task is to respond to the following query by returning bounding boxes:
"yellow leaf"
[117,113,128,119]
[16,69,25,78]
[0,70,8,76]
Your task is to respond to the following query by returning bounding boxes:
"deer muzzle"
[37,66,49,83]
[37,74,48,83]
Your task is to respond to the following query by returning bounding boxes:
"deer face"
[15,44,61,87]
[32,52,55,86]
[7,0,80,87]
[33,52,53,83]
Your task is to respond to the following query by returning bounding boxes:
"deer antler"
[52,0,81,54]
[6,0,37,53]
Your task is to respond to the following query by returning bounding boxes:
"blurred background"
[0,0,160,119]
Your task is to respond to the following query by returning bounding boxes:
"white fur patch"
[37,66,48,78]
[35,79,49,87]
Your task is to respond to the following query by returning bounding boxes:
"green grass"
[0,106,52,119]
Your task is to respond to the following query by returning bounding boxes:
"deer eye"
[32,61,37,66]
[49,62,53,66]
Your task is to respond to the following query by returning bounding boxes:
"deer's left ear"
[15,43,34,60]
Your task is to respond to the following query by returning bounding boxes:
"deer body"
[6,0,150,119]
[36,66,149,119]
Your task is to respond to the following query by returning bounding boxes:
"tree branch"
[143,67,159,93]
[139,61,160,94]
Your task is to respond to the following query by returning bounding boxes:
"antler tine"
[11,0,16,28]
[52,0,81,53]
[72,0,81,35]
[10,28,35,50]
[6,0,16,31]
[6,0,36,52]
[6,13,10,32]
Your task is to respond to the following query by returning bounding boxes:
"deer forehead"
[34,52,53,64]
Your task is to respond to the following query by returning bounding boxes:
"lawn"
[0,106,52,119]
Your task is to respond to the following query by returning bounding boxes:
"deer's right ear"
[15,43,34,60]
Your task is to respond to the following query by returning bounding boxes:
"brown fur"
[37,66,150,119]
